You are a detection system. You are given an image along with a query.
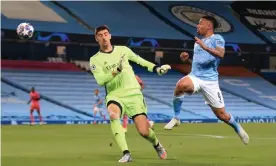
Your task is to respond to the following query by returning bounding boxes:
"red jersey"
[30,91,40,105]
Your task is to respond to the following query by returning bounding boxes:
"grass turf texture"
[2,123,276,166]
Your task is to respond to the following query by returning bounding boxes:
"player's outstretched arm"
[90,58,119,86]
[195,36,225,58]
[125,47,171,75]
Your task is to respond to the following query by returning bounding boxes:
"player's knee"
[175,82,189,95]
[108,110,120,120]
[107,104,120,120]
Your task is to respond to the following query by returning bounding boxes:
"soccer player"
[27,87,43,125]
[93,89,106,124]
[164,16,249,145]
[90,25,171,162]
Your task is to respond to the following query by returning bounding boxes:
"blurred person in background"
[27,87,43,125]
[93,89,106,124]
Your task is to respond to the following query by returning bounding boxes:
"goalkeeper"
[90,25,170,163]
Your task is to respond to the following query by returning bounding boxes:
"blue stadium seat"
[144,1,265,44]
[3,67,276,122]
[58,1,190,39]
[2,69,203,121]
[1,81,93,123]
[132,65,276,119]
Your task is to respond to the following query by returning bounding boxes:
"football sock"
[173,95,184,119]
[30,113,34,124]
[227,114,241,133]
[110,119,129,152]
[143,128,159,146]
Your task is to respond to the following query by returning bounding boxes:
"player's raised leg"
[210,106,249,144]
[107,102,132,163]
[133,114,167,159]
[164,76,194,130]
[202,81,249,145]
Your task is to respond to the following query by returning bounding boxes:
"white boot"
[164,118,180,130]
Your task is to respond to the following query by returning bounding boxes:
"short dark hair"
[201,16,218,29]
[95,25,110,35]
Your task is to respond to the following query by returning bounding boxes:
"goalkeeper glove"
[155,64,171,75]
[112,55,125,76]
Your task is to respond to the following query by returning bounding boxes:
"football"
[16,22,34,39]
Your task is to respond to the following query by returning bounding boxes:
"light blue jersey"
[94,94,103,108]
[191,34,225,81]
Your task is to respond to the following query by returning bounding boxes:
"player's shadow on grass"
[151,163,219,166]
[134,162,214,166]
[135,157,176,161]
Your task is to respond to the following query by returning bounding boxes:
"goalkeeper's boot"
[154,143,167,159]
[118,153,132,163]
[237,126,249,145]
[164,118,180,130]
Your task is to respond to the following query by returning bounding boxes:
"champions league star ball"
[16,23,34,39]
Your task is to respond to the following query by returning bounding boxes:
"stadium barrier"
[1,60,82,71]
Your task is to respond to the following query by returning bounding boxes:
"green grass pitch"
[2,123,276,166]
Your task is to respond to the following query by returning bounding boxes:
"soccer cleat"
[118,153,132,163]
[237,127,249,145]
[164,118,181,130]
[149,120,154,129]
[154,143,167,159]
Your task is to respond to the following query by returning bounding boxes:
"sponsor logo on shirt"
[105,62,120,71]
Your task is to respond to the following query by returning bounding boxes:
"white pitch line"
[158,133,276,140]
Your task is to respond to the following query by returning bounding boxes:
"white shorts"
[93,107,103,113]
[185,75,225,108]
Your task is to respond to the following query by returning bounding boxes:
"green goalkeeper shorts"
[106,94,147,118]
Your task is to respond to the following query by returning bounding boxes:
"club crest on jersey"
[90,64,96,71]
[216,40,223,46]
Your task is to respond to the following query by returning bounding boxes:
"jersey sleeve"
[125,47,156,72]
[90,57,114,86]
[213,35,225,49]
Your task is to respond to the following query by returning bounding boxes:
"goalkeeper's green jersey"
[90,46,156,97]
